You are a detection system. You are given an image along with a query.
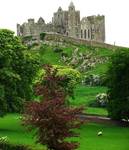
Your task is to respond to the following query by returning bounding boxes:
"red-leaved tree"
[23,65,84,150]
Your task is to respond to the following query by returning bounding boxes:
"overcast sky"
[0,0,129,47]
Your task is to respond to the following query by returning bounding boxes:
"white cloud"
[0,0,129,47]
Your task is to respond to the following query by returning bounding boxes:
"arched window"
[84,30,86,39]
[81,30,83,38]
[88,29,90,39]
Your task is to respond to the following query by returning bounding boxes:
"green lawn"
[70,85,108,116]
[0,114,44,149]
[0,114,129,150]
[75,123,129,150]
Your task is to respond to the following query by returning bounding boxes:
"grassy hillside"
[36,43,114,75]
[30,41,114,116]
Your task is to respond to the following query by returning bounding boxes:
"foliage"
[53,47,63,53]
[83,74,101,86]
[107,49,129,120]
[53,65,81,99]
[23,65,84,150]
[34,65,81,99]
[40,32,46,41]
[0,29,40,116]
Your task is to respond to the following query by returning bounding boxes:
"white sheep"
[97,131,103,136]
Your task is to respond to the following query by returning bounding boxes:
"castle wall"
[44,33,117,49]
[80,15,105,42]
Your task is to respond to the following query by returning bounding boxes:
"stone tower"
[67,2,80,38]
[52,7,68,34]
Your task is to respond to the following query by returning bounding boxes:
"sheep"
[97,131,103,136]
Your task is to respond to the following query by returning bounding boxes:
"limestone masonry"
[17,2,105,43]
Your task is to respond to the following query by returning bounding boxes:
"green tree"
[0,29,40,116]
[107,48,129,120]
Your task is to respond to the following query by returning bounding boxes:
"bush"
[88,93,108,108]
[107,49,129,120]
[53,47,63,53]
[96,93,108,107]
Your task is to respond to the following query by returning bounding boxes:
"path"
[78,114,129,126]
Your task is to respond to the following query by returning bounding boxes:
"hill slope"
[30,38,128,116]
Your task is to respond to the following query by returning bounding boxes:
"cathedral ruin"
[17,2,105,42]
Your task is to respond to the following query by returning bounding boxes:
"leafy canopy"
[107,48,129,120]
[0,29,40,116]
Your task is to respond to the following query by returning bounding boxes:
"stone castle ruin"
[17,2,105,43]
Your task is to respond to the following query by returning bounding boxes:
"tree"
[0,29,40,116]
[23,65,84,150]
[107,49,129,120]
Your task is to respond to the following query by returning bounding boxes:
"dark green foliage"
[0,142,30,150]
[107,48,129,120]
[40,32,46,41]
[53,47,63,53]
[0,29,40,116]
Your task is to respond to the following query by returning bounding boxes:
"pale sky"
[0,0,129,47]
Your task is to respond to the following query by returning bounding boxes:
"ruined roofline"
[81,14,105,20]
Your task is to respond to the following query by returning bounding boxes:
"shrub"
[40,32,46,41]
[53,47,63,53]
[96,93,108,107]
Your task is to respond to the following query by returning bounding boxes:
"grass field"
[70,85,108,116]
[76,123,129,150]
[0,114,43,149]
[0,114,129,150]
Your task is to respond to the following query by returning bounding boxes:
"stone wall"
[44,33,124,49]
